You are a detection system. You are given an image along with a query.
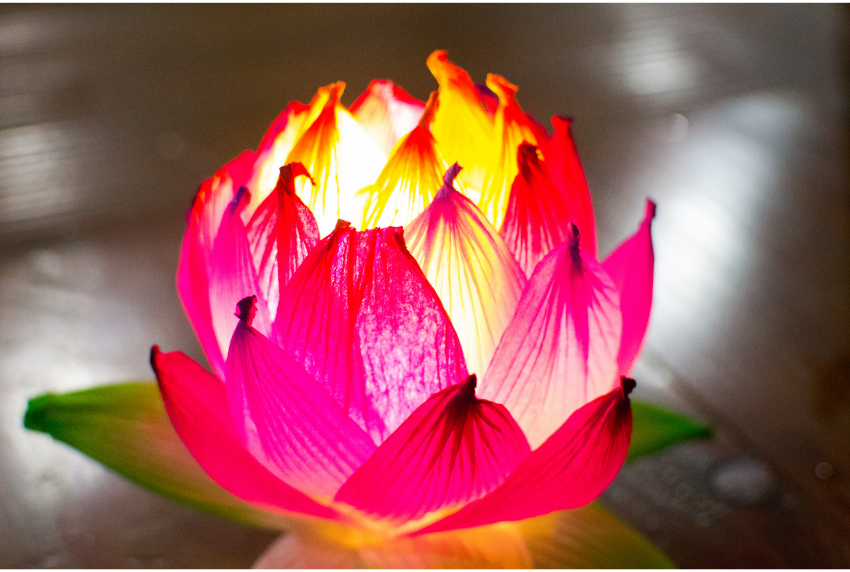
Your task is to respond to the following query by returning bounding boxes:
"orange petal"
[350,80,426,155]
[478,73,542,229]
[360,92,451,228]
[405,164,527,378]
[285,82,387,236]
[427,50,494,202]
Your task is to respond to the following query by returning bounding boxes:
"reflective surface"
[1,4,848,567]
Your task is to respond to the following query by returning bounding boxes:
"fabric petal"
[414,378,635,535]
[285,82,387,236]
[602,200,656,376]
[177,150,256,376]
[479,224,622,448]
[246,163,320,317]
[405,164,527,378]
[427,50,494,202]
[273,222,468,444]
[226,296,377,499]
[150,347,341,521]
[478,73,542,229]
[500,143,572,276]
[360,92,451,229]
[208,186,272,359]
[335,375,530,523]
[245,101,311,213]
[541,116,598,257]
[349,80,426,155]
[23,382,318,531]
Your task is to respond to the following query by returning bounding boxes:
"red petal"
[602,200,656,376]
[246,163,320,317]
[405,164,527,378]
[414,378,634,535]
[427,50,494,200]
[335,375,530,523]
[150,346,340,521]
[273,222,468,444]
[177,150,256,377]
[226,296,376,499]
[500,143,572,276]
[540,117,598,257]
[350,80,426,155]
[479,225,622,448]
[478,74,542,229]
[360,92,450,229]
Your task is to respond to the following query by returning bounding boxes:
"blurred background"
[0,4,848,567]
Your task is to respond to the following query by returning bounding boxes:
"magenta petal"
[335,375,530,522]
[542,117,597,258]
[246,163,320,317]
[500,143,572,277]
[150,346,340,521]
[177,150,256,377]
[226,296,377,498]
[603,200,656,376]
[208,187,273,360]
[479,225,622,448]
[273,222,468,444]
[414,378,634,535]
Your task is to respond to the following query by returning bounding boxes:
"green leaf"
[24,381,306,531]
[628,400,712,462]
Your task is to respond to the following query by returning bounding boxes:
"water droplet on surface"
[711,456,777,505]
[815,461,833,480]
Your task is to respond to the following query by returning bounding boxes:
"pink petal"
[273,222,468,444]
[226,296,376,499]
[602,200,656,376]
[405,164,527,378]
[150,346,340,521]
[208,186,272,360]
[414,378,635,535]
[479,74,543,229]
[177,150,256,377]
[479,224,622,448]
[335,375,530,523]
[246,163,320,317]
[500,143,572,277]
[350,80,426,155]
[541,117,598,258]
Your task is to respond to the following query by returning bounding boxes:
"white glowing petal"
[336,108,387,228]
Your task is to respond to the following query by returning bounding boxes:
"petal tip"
[621,376,637,396]
[235,295,258,324]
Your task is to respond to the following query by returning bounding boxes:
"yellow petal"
[427,50,495,202]
[405,164,527,378]
[360,92,450,228]
[479,73,540,230]
[285,82,387,236]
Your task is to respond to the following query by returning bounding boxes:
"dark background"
[0,4,848,567]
